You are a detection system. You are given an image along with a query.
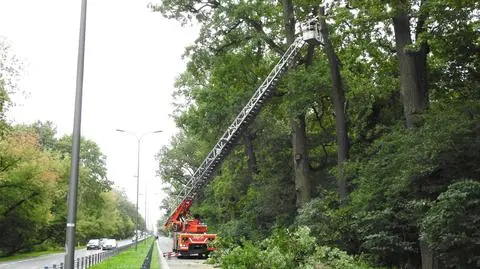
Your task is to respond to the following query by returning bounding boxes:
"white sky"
[0,0,198,230]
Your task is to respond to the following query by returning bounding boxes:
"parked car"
[101,239,117,250]
[86,239,101,250]
[99,238,108,247]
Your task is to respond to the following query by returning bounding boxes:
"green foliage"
[0,122,141,256]
[0,131,60,255]
[217,226,377,269]
[343,103,480,266]
[154,0,479,268]
[421,180,480,268]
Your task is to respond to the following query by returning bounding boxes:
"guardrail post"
[60,262,64,269]
[81,257,84,269]
[53,265,57,269]
[76,258,80,269]
[88,255,91,266]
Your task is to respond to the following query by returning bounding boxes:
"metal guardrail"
[140,241,155,269]
[42,240,137,269]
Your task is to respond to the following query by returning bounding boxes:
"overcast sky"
[0,0,198,230]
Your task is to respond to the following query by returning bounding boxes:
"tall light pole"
[65,0,87,268]
[115,129,162,250]
[145,181,148,234]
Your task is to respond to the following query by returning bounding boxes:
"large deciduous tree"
[0,131,60,255]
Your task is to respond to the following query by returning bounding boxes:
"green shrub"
[421,180,480,268]
[218,226,378,269]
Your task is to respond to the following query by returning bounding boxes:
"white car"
[86,239,101,250]
[101,239,117,250]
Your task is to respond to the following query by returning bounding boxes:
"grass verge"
[0,249,64,262]
[150,242,160,269]
[0,244,88,263]
[90,238,154,269]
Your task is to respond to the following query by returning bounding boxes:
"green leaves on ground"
[217,226,376,269]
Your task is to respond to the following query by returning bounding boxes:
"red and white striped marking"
[162,252,181,258]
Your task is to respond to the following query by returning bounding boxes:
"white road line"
[156,239,170,269]
[0,253,62,268]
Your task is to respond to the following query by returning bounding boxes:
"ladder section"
[172,37,306,208]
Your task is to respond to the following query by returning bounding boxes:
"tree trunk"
[243,131,257,192]
[319,7,349,199]
[420,240,434,269]
[283,0,312,207]
[393,4,432,268]
[292,113,311,206]
[392,9,428,128]
[282,0,295,45]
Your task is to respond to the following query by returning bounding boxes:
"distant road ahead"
[0,239,133,269]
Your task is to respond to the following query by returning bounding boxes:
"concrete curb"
[156,239,170,269]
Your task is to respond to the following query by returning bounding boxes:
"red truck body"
[165,198,217,257]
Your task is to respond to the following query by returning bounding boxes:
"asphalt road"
[157,236,214,269]
[0,239,133,269]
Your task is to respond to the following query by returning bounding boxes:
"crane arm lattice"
[169,37,306,213]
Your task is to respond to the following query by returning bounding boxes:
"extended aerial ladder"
[164,18,322,256]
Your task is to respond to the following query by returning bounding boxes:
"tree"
[346,103,480,267]
[151,1,480,268]
[422,180,480,268]
[0,37,23,135]
[0,131,61,255]
[15,121,58,150]
[318,6,349,199]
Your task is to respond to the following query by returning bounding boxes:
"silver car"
[86,239,101,250]
[101,239,117,250]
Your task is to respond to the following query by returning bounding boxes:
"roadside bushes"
[421,180,480,268]
[216,226,377,269]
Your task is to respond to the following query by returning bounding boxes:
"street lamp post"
[145,182,148,236]
[116,129,162,250]
[65,0,87,267]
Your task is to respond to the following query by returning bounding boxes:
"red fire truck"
[164,198,216,257]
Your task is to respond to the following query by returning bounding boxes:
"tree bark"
[319,7,349,199]
[392,8,428,128]
[282,0,312,207]
[292,113,312,206]
[393,3,433,268]
[243,131,257,192]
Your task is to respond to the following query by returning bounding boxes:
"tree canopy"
[154,0,479,268]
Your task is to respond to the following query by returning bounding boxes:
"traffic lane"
[0,239,133,269]
[157,235,214,269]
